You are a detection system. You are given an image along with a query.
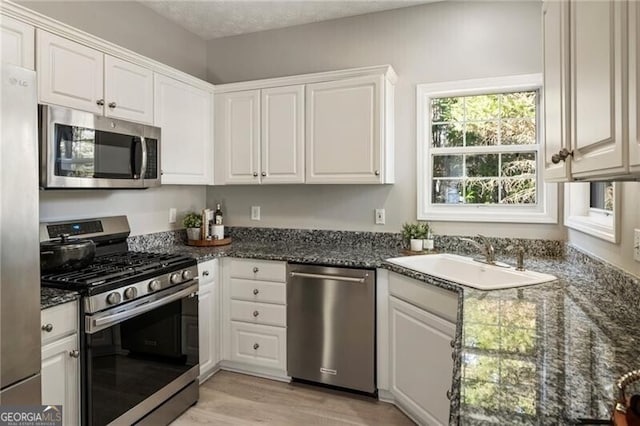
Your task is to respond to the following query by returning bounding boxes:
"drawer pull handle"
[253,343,260,350]
[446,390,452,400]
[253,310,259,317]
[202,270,209,277]
[451,352,456,360]
[253,267,259,273]
[69,350,80,358]
[42,324,53,333]
[253,288,259,295]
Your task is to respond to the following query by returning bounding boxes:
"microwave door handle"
[140,136,148,180]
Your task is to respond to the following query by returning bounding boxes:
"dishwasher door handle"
[289,271,367,283]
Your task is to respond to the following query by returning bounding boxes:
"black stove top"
[41,251,196,295]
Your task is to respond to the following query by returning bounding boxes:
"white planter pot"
[186,228,201,240]
[423,239,434,251]
[410,239,423,252]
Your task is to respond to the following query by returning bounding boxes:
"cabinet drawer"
[229,322,286,371]
[41,301,78,346]
[230,278,286,305]
[229,258,286,282]
[230,300,286,327]
[198,259,218,285]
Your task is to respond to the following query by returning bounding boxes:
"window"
[565,182,619,243]
[417,75,558,223]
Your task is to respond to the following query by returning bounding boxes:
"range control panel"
[47,220,104,238]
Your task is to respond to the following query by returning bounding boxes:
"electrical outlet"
[375,208,385,225]
[634,229,640,262]
[251,206,261,221]
[169,208,177,224]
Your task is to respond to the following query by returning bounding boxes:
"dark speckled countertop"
[41,286,79,310]
[150,240,639,425]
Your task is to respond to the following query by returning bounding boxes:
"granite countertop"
[41,286,79,310]
[152,241,639,425]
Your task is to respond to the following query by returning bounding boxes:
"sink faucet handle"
[515,246,525,271]
[476,234,495,264]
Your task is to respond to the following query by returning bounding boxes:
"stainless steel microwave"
[39,105,161,189]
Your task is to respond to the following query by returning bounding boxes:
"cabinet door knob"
[96,99,105,106]
[446,390,452,400]
[261,171,266,177]
[253,310,259,317]
[108,102,117,108]
[253,343,260,350]
[41,323,53,332]
[374,170,380,176]
[69,350,80,358]
[551,148,573,164]
[253,172,258,177]
[253,267,259,273]
[253,288,259,295]
[451,352,456,360]
[450,339,455,348]
[202,270,209,277]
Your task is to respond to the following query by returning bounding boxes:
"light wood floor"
[171,371,414,425]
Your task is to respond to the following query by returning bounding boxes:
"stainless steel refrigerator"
[0,64,42,404]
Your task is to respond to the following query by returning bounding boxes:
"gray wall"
[18,1,209,235]
[206,1,566,240]
[17,1,207,78]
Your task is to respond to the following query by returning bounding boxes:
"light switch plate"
[251,206,261,221]
[634,229,640,262]
[375,208,385,225]
[169,208,177,224]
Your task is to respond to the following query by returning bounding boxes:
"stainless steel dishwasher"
[287,264,375,393]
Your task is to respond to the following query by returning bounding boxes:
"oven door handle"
[87,283,198,334]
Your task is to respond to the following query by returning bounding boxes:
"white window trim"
[564,182,620,243]
[416,74,558,224]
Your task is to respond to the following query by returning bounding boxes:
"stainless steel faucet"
[460,234,496,265]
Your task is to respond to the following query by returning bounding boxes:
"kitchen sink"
[386,253,557,290]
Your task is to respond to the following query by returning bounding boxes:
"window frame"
[416,74,558,223]
[564,182,620,243]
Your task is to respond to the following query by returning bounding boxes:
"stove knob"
[170,273,181,284]
[182,270,193,281]
[106,292,121,305]
[124,287,137,300]
[149,280,161,292]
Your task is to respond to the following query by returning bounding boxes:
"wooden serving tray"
[187,237,232,247]
[400,249,439,256]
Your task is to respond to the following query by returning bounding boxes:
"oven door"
[39,104,160,189]
[84,282,198,426]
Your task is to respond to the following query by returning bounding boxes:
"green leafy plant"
[401,223,420,241]
[416,222,431,239]
[182,212,202,229]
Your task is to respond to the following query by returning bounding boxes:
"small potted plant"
[418,222,434,251]
[183,212,202,241]
[401,222,423,252]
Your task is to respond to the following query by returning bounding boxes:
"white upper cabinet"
[306,75,385,184]
[104,55,153,124]
[261,85,305,184]
[569,0,625,178]
[154,73,214,185]
[214,65,396,185]
[37,30,104,115]
[1,15,34,69]
[542,1,570,182]
[630,0,640,172]
[216,90,262,184]
[37,30,154,124]
[543,0,636,181]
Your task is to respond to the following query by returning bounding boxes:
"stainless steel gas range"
[40,216,199,426]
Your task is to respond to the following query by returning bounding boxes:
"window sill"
[565,215,617,243]
[419,205,558,224]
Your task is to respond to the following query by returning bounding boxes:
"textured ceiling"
[140,1,432,40]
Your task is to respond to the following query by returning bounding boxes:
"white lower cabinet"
[389,296,455,426]
[221,258,288,380]
[198,259,220,382]
[41,301,79,426]
[377,270,458,426]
